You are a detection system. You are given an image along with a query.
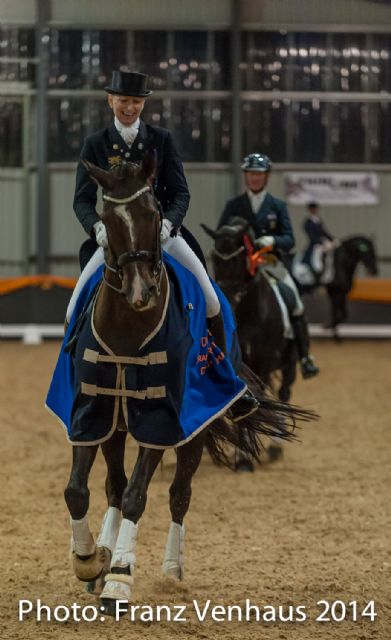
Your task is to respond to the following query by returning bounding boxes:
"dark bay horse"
[296,236,378,333]
[202,218,297,404]
[61,155,312,616]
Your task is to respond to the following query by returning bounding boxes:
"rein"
[102,185,163,295]
[212,232,273,277]
[212,232,275,307]
[213,246,245,261]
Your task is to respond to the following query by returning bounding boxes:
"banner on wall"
[284,172,379,205]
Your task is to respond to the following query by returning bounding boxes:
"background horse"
[202,217,298,405]
[58,155,313,616]
[296,236,378,334]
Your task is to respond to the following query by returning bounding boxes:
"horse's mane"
[342,235,374,247]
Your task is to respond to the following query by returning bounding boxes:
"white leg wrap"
[96,507,121,554]
[71,515,95,556]
[101,519,137,602]
[162,522,185,580]
[110,519,138,571]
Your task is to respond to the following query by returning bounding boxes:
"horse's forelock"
[215,229,243,254]
[220,225,242,237]
[109,162,139,183]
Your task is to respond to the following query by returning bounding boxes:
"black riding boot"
[207,312,259,422]
[291,314,320,379]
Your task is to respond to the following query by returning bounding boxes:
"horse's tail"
[206,362,317,469]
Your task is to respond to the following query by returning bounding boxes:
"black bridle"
[101,185,163,295]
[212,235,252,308]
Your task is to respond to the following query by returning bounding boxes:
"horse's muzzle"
[127,285,157,311]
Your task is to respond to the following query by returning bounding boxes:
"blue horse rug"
[46,253,246,448]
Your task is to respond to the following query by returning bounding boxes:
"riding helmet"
[241,153,272,172]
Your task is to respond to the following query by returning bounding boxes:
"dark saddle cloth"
[46,254,245,447]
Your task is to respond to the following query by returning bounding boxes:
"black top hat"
[104,70,153,97]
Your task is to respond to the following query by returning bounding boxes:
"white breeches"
[66,247,104,322]
[67,236,220,323]
[164,234,220,318]
[311,245,324,274]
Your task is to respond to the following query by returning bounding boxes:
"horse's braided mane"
[225,216,248,230]
[343,234,372,244]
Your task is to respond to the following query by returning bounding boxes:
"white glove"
[160,219,174,243]
[323,240,334,252]
[255,235,275,248]
[93,221,108,248]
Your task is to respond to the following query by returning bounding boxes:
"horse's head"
[342,236,378,276]
[84,151,163,311]
[202,217,253,301]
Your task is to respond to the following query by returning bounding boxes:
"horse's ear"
[139,148,156,183]
[200,223,219,240]
[82,160,115,192]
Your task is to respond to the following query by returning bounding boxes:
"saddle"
[275,280,297,316]
[292,252,335,287]
[258,267,294,340]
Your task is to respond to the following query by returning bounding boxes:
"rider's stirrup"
[300,355,320,379]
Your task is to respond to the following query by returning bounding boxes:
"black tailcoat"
[302,217,334,265]
[218,192,295,254]
[73,121,190,235]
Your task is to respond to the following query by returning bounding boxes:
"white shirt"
[114,116,140,147]
[247,189,268,214]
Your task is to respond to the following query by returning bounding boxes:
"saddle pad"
[46,253,246,448]
[260,267,294,340]
[292,254,316,287]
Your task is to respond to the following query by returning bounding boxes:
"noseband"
[212,232,272,307]
[212,246,245,261]
[102,185,163,295]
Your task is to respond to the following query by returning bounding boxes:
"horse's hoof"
[100,598,126,618]
[85,547,111,594]
[267,444,283,462]
[234,458,254,472]
[100,571,133,616]
[85,580,97,594]
[85,573,105,595]
[72,546,106,582]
